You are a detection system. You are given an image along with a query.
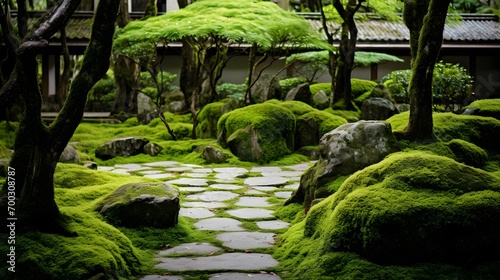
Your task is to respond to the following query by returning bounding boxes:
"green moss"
[265,99,314,116]
[279,77,308,95]
[0,121,17,149]
[466,99,500,120]
[323,108,360,122]
[351,78,377,98]
[309,83,331,96]
[298,110,348,137]
[446,139,488,168]
[196,99,238,139]
[0,142,11,158]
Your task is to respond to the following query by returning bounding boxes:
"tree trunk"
[403,0,450,140]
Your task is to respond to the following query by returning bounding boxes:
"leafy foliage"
[286,50,403,68]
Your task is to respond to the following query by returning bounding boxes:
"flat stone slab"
[213,167,248,174]
[227,208,274,219]
[214,173,240,181]
[182,201,226,208]
[181,164,204,168]
[155,253,279,271]
[209,273,281,280]
[179,208,215,219]
[166,167,193,173]
[192,168,213,173]
[250,166,282,173]
[98,166,114,171]
[182,173,209,178]
[144,161,179,167]
[283,183,299,190]
[139,276,184,280]
[251,186,277,192]
[235,197,273,208]
[245,189,266,195]
[216,232,275,249]
[177,187,206,193]
[114,163,143,170]
[138,170,163,175]
[186,191,238,202]
[244,176,288,186]
[261,171,303,177]
[210,184,245,191]
[144,173,176,179]
[256,220,290,230]
[285,163,312,171]
[166,178,208,186]
[158,242,221,256]
[111,169,130,175]
[274,191,293,199]
[195,218,244,231]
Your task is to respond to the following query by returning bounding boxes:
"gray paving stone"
[195,218,244,231]
[216,232,275,249]
[251,186,277,192]
[179,208,215,219]
[227,208,274,219]
[139,275,183,280]
[283,183,299,190]
[274,191,293,199]
[210,184,245,191]
[166,167,193,173]
[144,173,176,179]
[213,167,248,174]
[244,176,288,186]
[285,163,312,171]
[114,163,143,170]
[158,242,221,256]
[182,201,226,208]
[166,178,208,186]
[177,187,206,193]
[191,168,213,173]
[182,173,209,178]
[209,273,281,280]
[214,173,240,181]
[138,170,163,175]
[181,164,204,168]
[185,191,238,202]
[111,169,130,175]
[144,161,179,167]
[250,166,282,173]
[235,197,273,208]
[244,189,266,195]
[256,220,290,230]
[97,166,114,171]
[155,253,279,271]
[261,171,303,177]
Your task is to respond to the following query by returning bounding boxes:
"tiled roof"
[306,15,500,43]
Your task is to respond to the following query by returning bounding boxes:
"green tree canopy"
[286,50,404,68]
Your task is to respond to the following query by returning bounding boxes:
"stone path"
[99,161,312,279]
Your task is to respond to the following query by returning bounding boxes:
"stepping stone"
[251,186,277,192]
[114,163,143,170]
[166,167,193,173]
[182,201,226,208]
[178,187,206,193]
[283,183,299,190]
[214,173,240,181]
[155,253,279,271]
[111,169,130,175]
[98,166,114,171]
[261,171,303,177]
[195,218,244,231]
[288,177,301,182]
[144,173,176,179]
[144,161,179,167]
[182,173,209,178]
[274,191,293,199]
[166,178,208,186]
[210,184,245,191]
[235,197,273,208]
[256,220,290,230]
[250,166,282,173]
[213,167,248,174]
[285,163,312,171]
[227,208,274,219]
[179,208,215,219]
[191,168,213,173]
[245,189,265,195]
[139,276,183,280]
[209,273,280,280]
[158,242,221,256]
[181,163,204,168]
[244,176,288,186]
[216,232,275,249]
[138,170,163,175]
[186,191,238,202]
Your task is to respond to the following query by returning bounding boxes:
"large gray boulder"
[361,97,396,120]
[285,83,311,103]
[59,145,80,163]
[95,137,149,160]
[201,145,227,164]
[287,120,400,210]
[311,90,330,110]
[143,142,163,156]
[99,182,180,228]
[250,74,281,103]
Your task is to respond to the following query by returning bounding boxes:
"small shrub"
[140,71,177,93]
[216,83,246,102]
[382,70,412,103]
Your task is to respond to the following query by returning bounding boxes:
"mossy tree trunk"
[0,0,120,233]
[332,0,362,111]
[403,0,450,140]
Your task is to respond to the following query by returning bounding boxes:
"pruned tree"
[113,0,330,137]
[403,0,452,140]
[0,0,120,233]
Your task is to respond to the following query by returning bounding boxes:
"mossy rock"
[196,99,239,139]
[265,99,314,116]
[310,83,331,96]
[218,103,295,163]
[351,78,377,98]
[388,112,500,151]
[465,99,500,120]
[295,110,348,149]
[445,139,488,168]
[99,182,180,228]
[304,152,500,265]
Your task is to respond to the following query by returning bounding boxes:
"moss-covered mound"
[276,152,500,278]
[388,112,500,151]
[218,103,295,163]
[195,98,239,139]
[465,99,500,120]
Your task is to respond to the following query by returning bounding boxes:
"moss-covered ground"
[2,99,500,279]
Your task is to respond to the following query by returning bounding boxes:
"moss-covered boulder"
[445,139,488,168]
[201,145,227,164]
[285,83,312,103]
[464,99,500,120]
[295,110,348,149]
[305,152,500,265]
[360,97,396,120]
[58,144,80,163]
[288,121,400,209]
[196,99,239,139]
[99,182,180,228]
[95,136,150,160]
[218,103,295,163]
